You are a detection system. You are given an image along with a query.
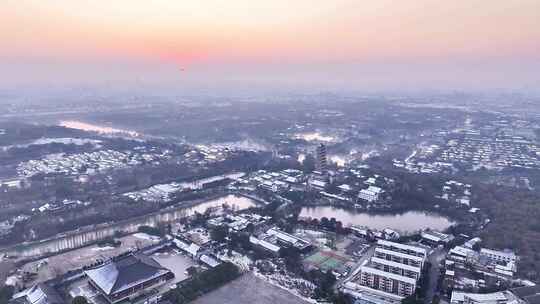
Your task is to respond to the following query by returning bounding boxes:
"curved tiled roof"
[85,253,170,295]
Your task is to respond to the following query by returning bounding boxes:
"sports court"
[304,250,350,274]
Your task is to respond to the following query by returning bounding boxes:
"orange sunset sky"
[1,0,539,91]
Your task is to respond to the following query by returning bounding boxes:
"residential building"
[480,248,517,264]
[356,240,427,299]
[359,265,417,297]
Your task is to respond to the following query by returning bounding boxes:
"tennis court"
[304,250,349,273]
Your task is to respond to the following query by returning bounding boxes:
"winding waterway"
[1,194,257,258]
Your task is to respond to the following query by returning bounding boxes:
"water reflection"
[299,206,453,234]
[60,120,139,137]
[294,132,334,142]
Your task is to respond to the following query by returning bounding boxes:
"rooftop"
[377,240,427,257]
[85,253,171,295]
[11,284,64,304]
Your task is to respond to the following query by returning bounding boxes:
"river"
[186,194,256,214]
[59,120,139,137]
[1,194,257,258]
[299,206,453,234]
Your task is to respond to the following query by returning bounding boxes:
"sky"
[1,0,540,92]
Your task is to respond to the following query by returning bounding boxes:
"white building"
[421,230,453,245]
[358,265,417,297]
[448,246,478,264]
[356,240,427,298]
[338,184,353,192]
[450,291,520,304]
[377,240,427,259]
[480,248,517,264]
[309,179,327,190]
[358,186,384,203]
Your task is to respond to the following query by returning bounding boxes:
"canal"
[1,194,257,258]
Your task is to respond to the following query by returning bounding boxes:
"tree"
[280,247,303,274]
[402,295,422,304]
[0,286,14,304]
[72,296,89,304]
[302,154,316,173]
[210,226,228,243]
[137,225,161,236]
[330,292,351,304]
[186,266,198,276]
[165,262,240,304]
[308,270,337,300]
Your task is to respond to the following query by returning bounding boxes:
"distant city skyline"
[1,0,539,91]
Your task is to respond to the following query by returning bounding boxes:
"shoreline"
[0,193,260,258]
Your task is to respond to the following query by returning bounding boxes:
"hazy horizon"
[1,0,539,92]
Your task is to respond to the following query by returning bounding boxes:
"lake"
[299,206,453,234]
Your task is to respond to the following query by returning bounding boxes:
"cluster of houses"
[309,169,392,207]
[444,237,519,293]
[32,199,89,213]
[436,135,540,170]
[439,180,473,207]
[232,169,305,193]
[17,149,170,178]
[173,227,222,269]
[183,145,235,166]
[124,173,245,202]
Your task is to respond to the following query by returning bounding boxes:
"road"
[425,247,447,304]
[337,244,375,289]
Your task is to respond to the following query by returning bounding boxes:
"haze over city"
[1,3,540,304]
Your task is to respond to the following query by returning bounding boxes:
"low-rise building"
[10,284,64,304]
[85,253,174,304]
[450,291,521,304]
[358,186,384,203]
[421,230,454,245]
[250,227,312,254]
